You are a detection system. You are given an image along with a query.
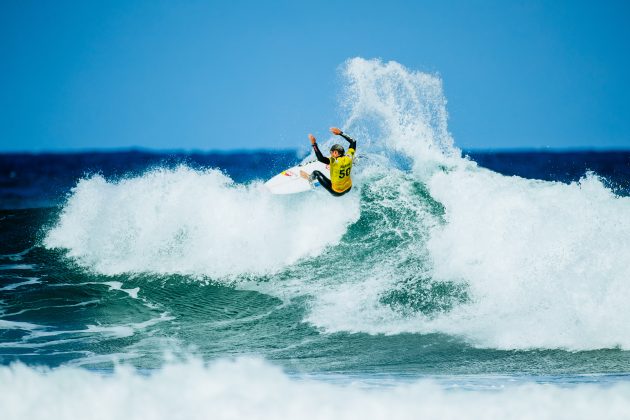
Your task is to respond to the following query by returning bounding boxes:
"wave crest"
[44,166,359,278]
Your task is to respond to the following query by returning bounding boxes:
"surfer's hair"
[330,144,345,156]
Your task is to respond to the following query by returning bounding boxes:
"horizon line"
[2,145,630,155]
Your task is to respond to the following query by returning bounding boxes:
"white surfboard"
[265,160,329,194]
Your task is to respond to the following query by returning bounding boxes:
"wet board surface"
[264,160,328,194]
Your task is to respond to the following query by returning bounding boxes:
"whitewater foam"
[0,358,628,420]
[44,166,360,278]
[425,168,630,350]
[0,278,41,291]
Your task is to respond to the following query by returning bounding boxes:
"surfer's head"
[330,144,345,157]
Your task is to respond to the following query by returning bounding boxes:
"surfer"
[300,127,356,196]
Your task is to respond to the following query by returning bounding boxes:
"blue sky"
[1,0,629,151]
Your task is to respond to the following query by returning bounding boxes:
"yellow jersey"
[329,148,355,192]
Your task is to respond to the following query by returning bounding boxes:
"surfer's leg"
[311,170,350,197]
[310,170,333,192]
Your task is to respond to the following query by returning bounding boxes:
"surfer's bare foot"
[300,170,309,180]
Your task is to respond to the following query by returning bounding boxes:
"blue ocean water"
[1,58,630,419]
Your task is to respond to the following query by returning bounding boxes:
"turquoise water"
[2,194,630,376]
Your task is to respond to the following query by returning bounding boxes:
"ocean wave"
[43,58,630,352]
[301,58,630,351]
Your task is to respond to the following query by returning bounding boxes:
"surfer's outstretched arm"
[309,134,330,164]
[330,128,357,151]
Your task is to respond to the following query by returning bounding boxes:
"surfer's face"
[331,150,341,158]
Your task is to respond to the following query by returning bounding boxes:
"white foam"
[102,281,140,299]
[0,264,36,271]
[424,168,630,350]
[0,247,34,262]
[44,166,360,278]
[0,314,174,351]
[0,358,628,420]
[24,313,174,340]
[0,319,43,331]
[0,278,41,291]
[0,338,85,349]
[2,300,101,317]
[63,351,144,368]
[50,281,139,298]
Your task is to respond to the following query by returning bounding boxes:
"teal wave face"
[3,206,630,378]
[351,176,469,317]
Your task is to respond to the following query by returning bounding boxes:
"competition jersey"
[329,148,355,192]
[311,132,357,194]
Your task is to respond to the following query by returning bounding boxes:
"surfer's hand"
[308,134,317,145]
[330,127,342,135]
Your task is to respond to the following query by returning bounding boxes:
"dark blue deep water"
[2,150,629,210]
